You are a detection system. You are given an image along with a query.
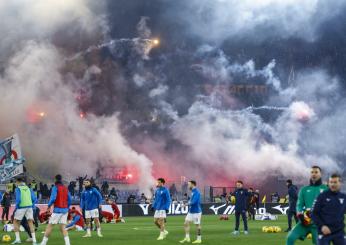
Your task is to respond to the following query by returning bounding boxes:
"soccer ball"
[230,196,236,204]
[273,226,282,233]
[2,234,11,243]
[267,226,274,233]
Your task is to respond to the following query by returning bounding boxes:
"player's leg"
[59,224,70,245]
[154,218,160,229]
[93,211,103,238]
[180,218,191,243]
[40,224,54,245]
[310,226,318,245]
[233,211,240,235]
[241,210,248,234]
[13,209,25,243]
[83,217,92,237]
[286,223,307,245]
[192,214,202,244]
[287,211,293,231]
[26,209,37,244]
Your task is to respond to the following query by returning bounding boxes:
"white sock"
[197,235,202,241]
[160,231,164,236]
[31,233,37,243]
[87,228,91,235]
[185,233,190,239]
[15,232,20,241]
[97,227,101,233]
[41,236,49,245]
[64,236,70,245]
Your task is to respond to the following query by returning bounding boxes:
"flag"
[262,195,267,204]
[0,134,25,181]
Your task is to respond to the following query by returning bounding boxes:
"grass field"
[6,215,312,245]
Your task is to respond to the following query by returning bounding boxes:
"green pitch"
[8,215,311,245]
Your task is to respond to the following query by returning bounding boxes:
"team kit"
[9,166,346,245]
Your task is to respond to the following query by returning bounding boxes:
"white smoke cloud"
[0,1,155,191]
[181,0,346,42]
[193,45,281,91]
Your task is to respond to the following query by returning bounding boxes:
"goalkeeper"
[286,166,328,245]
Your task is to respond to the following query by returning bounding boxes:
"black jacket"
[1,193,11,208]
[287,184,298,212]
[233,188,249,212]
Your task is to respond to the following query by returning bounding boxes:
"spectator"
[139,193,148,204]
[68,181,76,197]
[127,194,136,204]
[1,191,11,221]
[169,184,177,198]
[253,190,260,210]
[101,181,109,196]
[182,182,188,195]
[77,175,87,195]
[109,188,117,201]
[182,193,190,203]
[271,192,280,203]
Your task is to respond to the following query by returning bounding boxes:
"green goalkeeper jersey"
[296,180,328,213]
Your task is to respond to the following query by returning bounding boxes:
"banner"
[0,134,25,181]
[121,203,291,217]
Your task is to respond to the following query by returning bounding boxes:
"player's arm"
[67,191,72,208]
[296,187,305,213]
[94,188,103,209]
[15,188,21,209]
[30,189,38,209]
[66,215,80,228]
[189,192,198,206]
[47,186,57,209]
[165,189,171,210]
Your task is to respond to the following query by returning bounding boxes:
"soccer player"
[80,179,103,238]
[232,180,249,235]
[66,210,85,231]
[285,179,299,232]
[312,173,346,245]
[152,178,171,240]
[106,198,125,223]
[12,177,37,244]
[286,166,328,245]
[179,180,202,244]
[40,174,72,245]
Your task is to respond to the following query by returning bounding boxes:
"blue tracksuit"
[15,185,37,209]
[312,189,346,245]
[80,187,102,211]
[234,188,249,212]
[153,186,171,211]
[233,188,249,231]
[48,186,72,214]
[188,188,202,214]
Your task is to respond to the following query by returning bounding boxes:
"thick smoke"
[0,0,345,190]
[0,1,155,191]
[177,0,346,42]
